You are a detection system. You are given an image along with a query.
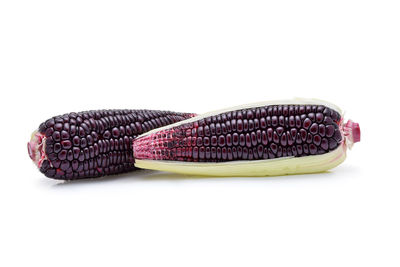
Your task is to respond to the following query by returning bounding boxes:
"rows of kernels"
[133,105,342,162]
[37,109,194,179]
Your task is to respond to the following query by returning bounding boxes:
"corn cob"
[28,109,195,179]
[133,99,360,176]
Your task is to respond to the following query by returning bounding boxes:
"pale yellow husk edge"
[134,144,347,177]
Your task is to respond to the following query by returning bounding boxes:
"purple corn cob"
[132,101,360,177]
[28,109,195,180]
[134,105,345,161]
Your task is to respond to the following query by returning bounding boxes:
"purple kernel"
[303,118,312,129]
[310,123,318,134]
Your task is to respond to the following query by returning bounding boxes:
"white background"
[0,1,399,266]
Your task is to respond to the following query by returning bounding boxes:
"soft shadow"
[141,170,334,182]
[50,164,360,187]
[51,169,156,187]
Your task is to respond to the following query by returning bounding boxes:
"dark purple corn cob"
[28,109,195,179]
[134,105,353,162]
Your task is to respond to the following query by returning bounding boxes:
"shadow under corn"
[47,163,359,188]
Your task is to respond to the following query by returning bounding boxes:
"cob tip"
[28,131,46,168]
[342,120,361,149]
